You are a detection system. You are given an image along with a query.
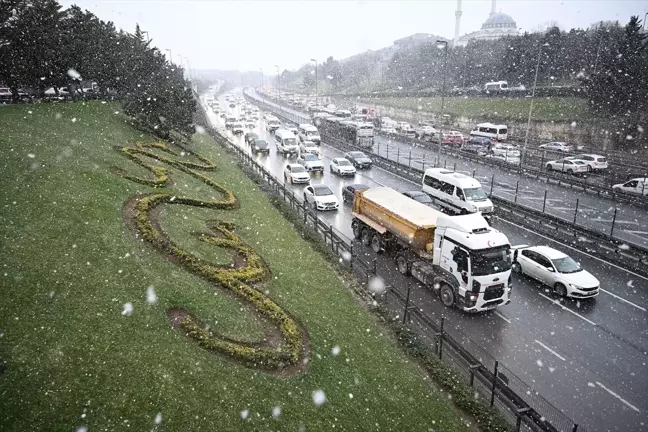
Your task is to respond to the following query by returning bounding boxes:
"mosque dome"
[482,13,517,30]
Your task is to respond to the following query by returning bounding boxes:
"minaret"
[454,0,462,46]
[490,0,496,16]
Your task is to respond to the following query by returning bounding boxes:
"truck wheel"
[371,234,383,254]
[439,284,455,308]
[352,220,363,239]
[361,228,372,247]
[396,255,409,275]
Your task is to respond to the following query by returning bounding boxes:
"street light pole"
[311,58,318,106]
[259,68,264,90]
[165,49,173,65]
[275,65,280,109]
[436,40,448,162]
[521,43,547,166]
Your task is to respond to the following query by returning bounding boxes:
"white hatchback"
[303,184,339,211]
[566,154,608,171]
[512,245,599,298]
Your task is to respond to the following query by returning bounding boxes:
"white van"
[421,168,494,218]
[266,116,281,132]
[274,129,299,155]
[484,81,508,91]
[469,122,508,141]
[298,124,321,144]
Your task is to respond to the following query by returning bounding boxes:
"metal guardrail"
[197,99,592,432]
[244,92,648,277]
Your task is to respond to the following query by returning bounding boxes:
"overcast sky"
[59,0,647,73]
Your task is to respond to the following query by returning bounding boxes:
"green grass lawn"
[0,101,472,431]
[358,95,590,122]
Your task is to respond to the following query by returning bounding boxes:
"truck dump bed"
[352,187,443,252]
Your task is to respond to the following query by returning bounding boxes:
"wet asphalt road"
[248,89,648,250]
[204,91,648,432]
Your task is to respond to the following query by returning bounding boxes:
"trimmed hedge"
[116,142,305,370]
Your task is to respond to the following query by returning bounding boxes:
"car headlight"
[468,293,479,302]
[569,283,580,290]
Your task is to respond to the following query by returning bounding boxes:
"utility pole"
[275,65,280,108]
[259,68,264,89]
[521,43,548,166]
[436,40,448,162]
[311,58,318,106]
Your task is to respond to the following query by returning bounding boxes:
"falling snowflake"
[331,346,341,356]
[27,153,35,159]
[72,118,77,123]
[627,280,634,288]
[67,69,81,80]
[240,409,249,420]
[121,302,133,316]
[195,125,206,134]
[272,406,281,418]
[536,359,544,367]
[312,389,327,407]
[147,286,157,304]
[368,276,386,294]
[154,412,162,424]
[571,121,577,128]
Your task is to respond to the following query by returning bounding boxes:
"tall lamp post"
[436,40,449,163]
[259,68,264,90]
[521,43,549,166]
[275,65,280,109]
[311,58,318,106]
[165,49,173,64]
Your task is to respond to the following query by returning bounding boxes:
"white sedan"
[303,184,339,211]
[539,141,573,152]
[283,163,311,184]
[546,158,588,174]
[613,177,648,196]
[330,158,356,176]
[512,245,599,298]
[490,143,520,158]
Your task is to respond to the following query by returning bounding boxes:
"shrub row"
[117,141,304,370]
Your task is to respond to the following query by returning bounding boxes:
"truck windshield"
[464,187,488,201]
[471,246,511,276]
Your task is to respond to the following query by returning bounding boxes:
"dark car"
[251,139,270,154]
[462,136,491,156]
[344,151,373,169]
[342,183,370,204]
[245,132,259,145]
[402,191,440,210]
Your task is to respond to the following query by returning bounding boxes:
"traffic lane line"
[600,289,647,312]
[494,311,512,323]
[595,382,641,413]
[534,339,566,361]
[537,292,598,326]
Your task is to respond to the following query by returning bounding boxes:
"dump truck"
[351,187,512,312]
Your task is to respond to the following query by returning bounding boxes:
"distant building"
[455,0,519,47]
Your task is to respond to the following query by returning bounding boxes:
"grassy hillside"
[0,101,471,431]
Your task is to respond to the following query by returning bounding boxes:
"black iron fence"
[198,98,591,431]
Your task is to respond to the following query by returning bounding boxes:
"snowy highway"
[247,88,648,250]
[204,91,648,432]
